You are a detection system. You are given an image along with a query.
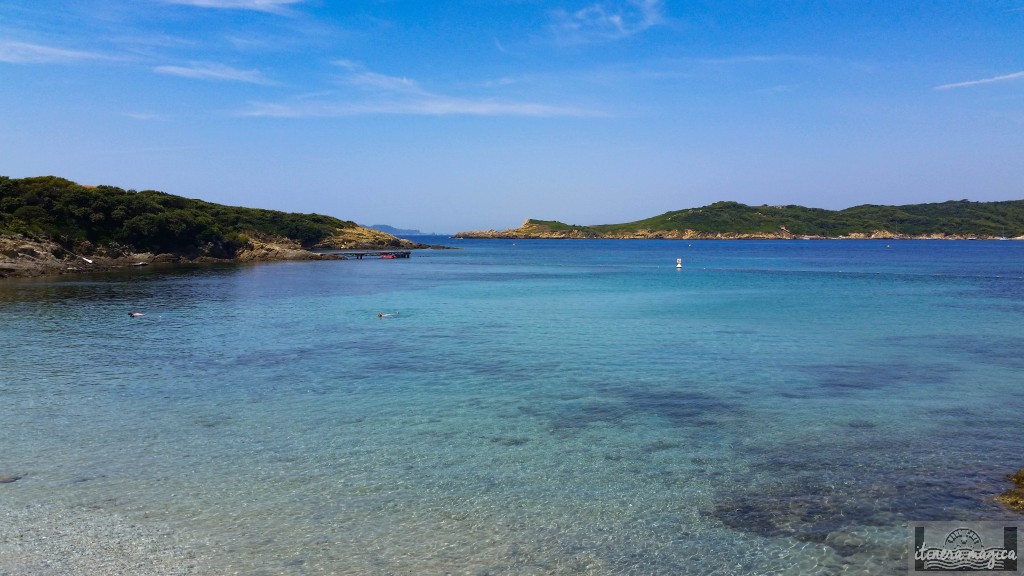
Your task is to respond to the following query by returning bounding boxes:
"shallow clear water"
[2,239,1023,575]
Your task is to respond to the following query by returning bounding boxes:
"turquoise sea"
[2,238,1023,575]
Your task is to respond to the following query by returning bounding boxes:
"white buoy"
[676,258,683,269]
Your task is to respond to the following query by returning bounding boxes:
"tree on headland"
[0,175,358,256]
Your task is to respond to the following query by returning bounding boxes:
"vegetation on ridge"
[0,175,357,256]
[598,200,1024,237]
[464,199,1024,239]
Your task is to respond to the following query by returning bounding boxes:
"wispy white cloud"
[239,98,598,118]
[108,32,198,55]
[753,84,797,95]
[154,62,275,84]
[123,112,164,121]
[934,70,1024,90]
[349,71,421,92]
[0,40,106,64]
[551,0,665,43]
[691,55,801,66]
[161,0,304,13]
[238,60,600,118]
[482,75,530,88]
[332,59,426,93]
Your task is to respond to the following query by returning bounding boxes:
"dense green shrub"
[0,176,355,254]
[593,199,1024,237]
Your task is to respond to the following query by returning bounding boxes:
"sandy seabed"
[0,503,204,576]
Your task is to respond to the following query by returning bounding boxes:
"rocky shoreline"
[995,469,1024,511]
[0,227,440,279]
[455,221,1024,241]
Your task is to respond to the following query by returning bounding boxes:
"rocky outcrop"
[313,226,432,250]
[0,225,445,279]
[600,227,799,240]
[455,222,1021,241]
[454,220,599,239]
[838,230,898,239]
[0,222,454,278]
[995,469,1024,511]
[1,240,198,277]
[1,235,93,277]
[456,222,804,240]
[234,234,343,263]
[0,234,254,278]
[0,234,343,277]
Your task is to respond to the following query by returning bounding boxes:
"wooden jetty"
[330,250,412,260]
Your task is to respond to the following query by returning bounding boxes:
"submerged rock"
[995,469,1024,511]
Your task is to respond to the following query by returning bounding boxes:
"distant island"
[368,224,430,236]
[456,200,1024,240]
[0,175,433,278]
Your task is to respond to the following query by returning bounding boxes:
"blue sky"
[2,1,1022,233]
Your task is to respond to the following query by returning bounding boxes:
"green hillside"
[0,175,356,255]
[586,199,1024,237]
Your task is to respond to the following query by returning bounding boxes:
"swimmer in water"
[129,312,144,318]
